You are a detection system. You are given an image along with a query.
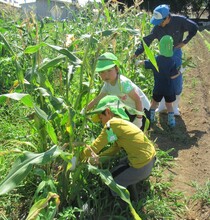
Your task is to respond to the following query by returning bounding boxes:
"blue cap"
[150,5,170,26]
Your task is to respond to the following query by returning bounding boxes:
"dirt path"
[150,27,210,220]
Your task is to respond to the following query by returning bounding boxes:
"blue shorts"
[173,48,182,68]
[172,48,183,95]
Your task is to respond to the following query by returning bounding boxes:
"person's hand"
[135,60,144,66]
[86,145,100,165]
[175,42,185,49]
[133,117,143,128]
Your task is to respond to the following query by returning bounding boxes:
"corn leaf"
[38,55,66,71]
[0,93,34,107]
[45,122,58,144]
[142,40,159,72]
[34,105,48,121]
[24,42,45,54]
[0,146,61,195]
[45,43,82,65]
[26,192,60,220]
[0,33,15,56]
[88,165,142,220]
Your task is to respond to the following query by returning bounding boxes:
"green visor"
[95,52,118,72]
[87,95,144,123]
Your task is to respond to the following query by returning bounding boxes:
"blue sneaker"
[168,112,175,127]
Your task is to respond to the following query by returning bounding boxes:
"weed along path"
[150,27,210,220]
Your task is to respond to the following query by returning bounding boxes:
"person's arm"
[80,126,109,161]
[134,31,157,57]
[100,143,119,157]
[128,89,143,114]
[86,92,106,111]
[80,122,120,162]
[170,59,181,79]
[171,71,181,79]
[175,17,198,48]
[120,78,143,113]
[182,17,198,44]
[170,62,181,79]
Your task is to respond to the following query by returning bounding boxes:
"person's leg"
[113,157,156,188]
[165,101,174,113]
[173,94,181,115]
[157,48,183,114]
[156,97,166,113]
[173,48,182,68]
[172,48,183,115]
[150,99,158,122]
[165,95,176,127]
[151,94,162,122]
[165,102,175,127]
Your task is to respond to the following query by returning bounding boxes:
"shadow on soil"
[149,113,207,158]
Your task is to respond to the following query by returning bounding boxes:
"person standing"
[134,4,198,115]
[136,35,181,127]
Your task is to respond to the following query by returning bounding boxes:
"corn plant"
[0,1,161,219]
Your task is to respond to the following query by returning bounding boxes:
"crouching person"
[80,95,156,200]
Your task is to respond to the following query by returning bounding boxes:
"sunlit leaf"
[0,146,61,195]
[0,93,34,107]
[143,40,159,72]
[102,2,110,23]
[24,42,45,54]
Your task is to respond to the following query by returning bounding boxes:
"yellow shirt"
[82,117,156,168]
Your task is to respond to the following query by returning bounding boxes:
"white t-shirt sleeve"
[121,79,134,94]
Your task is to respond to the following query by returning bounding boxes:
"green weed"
[190,180,210,205]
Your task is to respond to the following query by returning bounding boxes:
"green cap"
[159,35,173,57]
[88,95,129,122]
[95,52,118,72]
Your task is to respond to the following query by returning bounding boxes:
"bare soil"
[150,27,210,219]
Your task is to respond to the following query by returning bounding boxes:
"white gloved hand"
[69,156,77,171]
[133,117,142,128]
[179,66,186,74]
[135,60,141,66]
